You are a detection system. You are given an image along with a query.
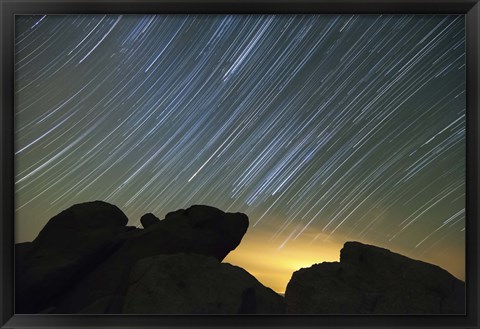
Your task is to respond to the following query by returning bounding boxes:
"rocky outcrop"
[17,202,465,315]
[140,213,160,228]
[285,241,465,314]
[15,201,131,313]
[15,202,249,314]
[55,205,248,313]
[123,253,285,314]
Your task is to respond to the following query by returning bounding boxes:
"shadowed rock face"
[123,253,285,314]
[15,201,131,314]
[15,202,249,314]
[17,203,465,315]
[285,241,465,314]
[139,213,160,228]
[55,205,249,313]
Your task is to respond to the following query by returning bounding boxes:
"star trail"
[14,14,466,292]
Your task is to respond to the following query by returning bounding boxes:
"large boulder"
[54,205,249,313]
[285,241,465,314]
[15,201,131,313]
[140,213,160,228]
[123,253,285,314]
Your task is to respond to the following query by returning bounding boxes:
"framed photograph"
[1,0,479,328]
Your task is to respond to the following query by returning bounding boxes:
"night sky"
[15,14,466,293]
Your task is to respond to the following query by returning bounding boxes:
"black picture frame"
[1,0,479,328]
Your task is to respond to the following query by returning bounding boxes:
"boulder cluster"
[16,201,283,314]
[16,201,465,314]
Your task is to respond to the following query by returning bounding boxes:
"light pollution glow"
[224,225,465,293]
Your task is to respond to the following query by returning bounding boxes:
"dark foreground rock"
[139,213,160,228]
[285,241,465,314]
[17,202,465,315]
[15,201,130,313]
[55,205,248,313]
[123,253,285,314]
[16,202,249,314]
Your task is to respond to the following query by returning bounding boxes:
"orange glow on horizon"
[224,228,344,293]
[224,227,465,294]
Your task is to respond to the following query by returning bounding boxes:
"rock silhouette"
[55,204,249,313]
[123,253,285,314]
[285,241,465,314]
[16,201,465,315]
[15,201,131,313]
[139,213,160,228]
[15,201,250,314]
